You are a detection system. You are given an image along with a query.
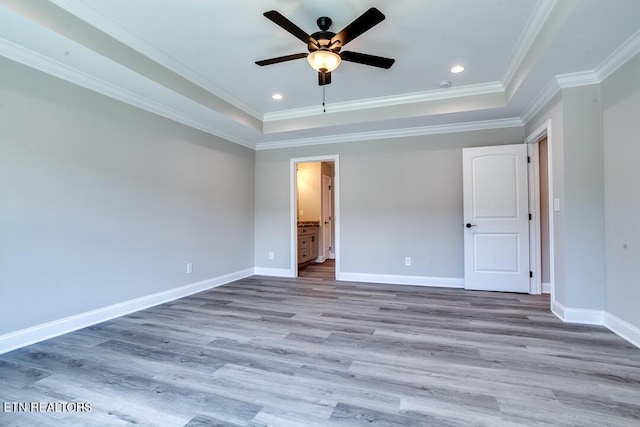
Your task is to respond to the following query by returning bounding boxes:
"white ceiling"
[1,0,639,149]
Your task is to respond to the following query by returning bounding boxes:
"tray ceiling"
[1,0,639,149]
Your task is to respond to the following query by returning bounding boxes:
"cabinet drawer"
[298,227,315,235]
[299,237,309,249]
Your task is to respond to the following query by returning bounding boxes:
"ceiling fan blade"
[318,71,332,86]
[340,51,395,69]
[263,10,317,46]
[255,52,308,66]
[331,8,385,47]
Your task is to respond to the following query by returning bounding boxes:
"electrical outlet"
[268,252,274,260]
[404,257,411,266]
[186,263,193,274]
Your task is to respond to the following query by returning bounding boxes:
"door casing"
[290,155,340,278]
[525,120,555,302]
[321,174,333,262]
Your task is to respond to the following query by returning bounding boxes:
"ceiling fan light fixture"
[307,50,341,73]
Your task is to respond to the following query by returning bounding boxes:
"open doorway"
[526,120,554,299]
[538,137,551,293]
[291,155,339,279]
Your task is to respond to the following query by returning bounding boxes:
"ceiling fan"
[255,8,395,86]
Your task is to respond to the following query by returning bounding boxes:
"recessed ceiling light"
[271,93,283,100]
[450,65,465,74]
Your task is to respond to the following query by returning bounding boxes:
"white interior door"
[463,144,530,292]
[321,175,332,261]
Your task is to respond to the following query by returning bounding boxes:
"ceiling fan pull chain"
[323,85,326,113]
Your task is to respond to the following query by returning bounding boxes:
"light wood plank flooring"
[298,259,335,280]
[1,275,639,426]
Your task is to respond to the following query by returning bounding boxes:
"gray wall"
[602,53,640,328]
[254,128,524,277]
[0,58,255,335]
[526,57,640,336]
[561,85,605,311]
[525,86,607,312]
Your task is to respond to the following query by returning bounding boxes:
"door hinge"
[527,156,531,164]
[529,271,533,278]
[529,213,532,220]
[329,185,332,190]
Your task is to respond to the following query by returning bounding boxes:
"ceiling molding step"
[503,0,577,102]
[595,28,640,81]
[0,37,255,150]
[555,71,600,88]
[263,82,504,123]
[49,0,263,121]
[501,0,559,89]
[520,79,560,125]
[256,118,523,151]
[263,91,507,134]
[4,0,262,132]
[521,30,640,126]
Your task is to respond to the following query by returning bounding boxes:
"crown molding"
[521,69,601,125]
[595,28,640,81]
[263,82,504,122]
[555,71,599,88]
[0,37,255,150]
[256,118,523,150]
[48,0,263,121]
[501,0,559,89]
[522,27,640,125]
[521,79,560,125]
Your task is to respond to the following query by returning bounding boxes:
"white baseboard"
[604,312,640,349]
[551,300,604,325]
[541,282,550,294]
[564,307,604,325]
[551,299,565,320]
[254,267,295,278]
[337,272,464,288]
[0,268,254,355]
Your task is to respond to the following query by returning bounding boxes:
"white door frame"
[290,155,340,278]
[527,141,542,295]
[525,120,555,302]
[321,174,333,262]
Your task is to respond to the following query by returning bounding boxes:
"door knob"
[466,223,477,228]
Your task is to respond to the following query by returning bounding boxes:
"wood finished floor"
[1,266,639,426]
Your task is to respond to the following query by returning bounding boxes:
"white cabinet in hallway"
[297,224,319,265]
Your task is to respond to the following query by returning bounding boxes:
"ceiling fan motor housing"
[309,31,338,52]
[309,16,340,53]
